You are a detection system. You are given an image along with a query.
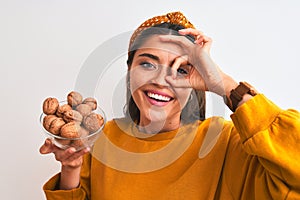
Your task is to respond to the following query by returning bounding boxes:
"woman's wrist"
[211,72,238,97]
[222,78,257,112]
[59,165,82,190]
[223,74,239,97]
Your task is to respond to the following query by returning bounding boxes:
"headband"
[129,11,195,48]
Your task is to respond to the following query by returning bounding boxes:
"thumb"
[39,138,54,154]
[165,76,191,88]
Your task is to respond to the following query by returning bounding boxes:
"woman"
[40,11,300,199]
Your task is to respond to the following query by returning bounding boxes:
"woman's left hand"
[159,28,236,97]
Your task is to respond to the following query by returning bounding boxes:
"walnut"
[43,115,65,135]
[71,126,90,147]
[67,91,83,107]
[56,104,72,118]
[76,104,92,117]
[82,97,97,110]
[63,110,83,123]
[49,118,65,135]
[60,121,81,138]
[43,115,57,131]
[83,113,104,133]
[79,126,89,137]
[43,97,59,115]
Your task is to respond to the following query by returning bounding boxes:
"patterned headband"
[129,11,195,48]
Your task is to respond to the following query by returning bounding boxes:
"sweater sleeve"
[43,153,91,200]
[227,94,300,199]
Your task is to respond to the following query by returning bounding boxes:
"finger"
[171,55,188,79]
[39,138,54,154]
[179,28,205,43]
[194,36,212,54]
[60,148,90,168]
[179,28,204,37]
[165,76,191,88]
[179,29,212,48]
[194,35,206,45]
[55,146,90,162]
[159,35,192,48]
[201,36,212,49]
[194,35,211,44]
[64,147,90,163]
[54,147,77,161]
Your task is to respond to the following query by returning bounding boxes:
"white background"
[1,0,299,199]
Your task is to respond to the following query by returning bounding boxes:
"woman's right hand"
[39,138,89,169]
[40,139,90,189]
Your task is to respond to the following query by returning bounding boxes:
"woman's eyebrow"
[138,53,160,61]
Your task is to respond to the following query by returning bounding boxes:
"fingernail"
[45,139,51,146]
[69,147,76,153]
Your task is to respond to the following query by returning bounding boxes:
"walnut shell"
[43,115,57,131]
[63,110,83,123]
[83,113,104,133]
[60,122,81,138]
[71,126,90,147]
[56,104,72,118]
[43,115,65,135]
[67,91,83,107]
[76,104,92,117]
[82,97,97,110]
[49,118,65,135]
[43,97,59,115]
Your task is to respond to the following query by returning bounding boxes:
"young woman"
[40,11,300,199]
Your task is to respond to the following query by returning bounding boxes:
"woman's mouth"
[147,92,171,102]
[145,91,173,106]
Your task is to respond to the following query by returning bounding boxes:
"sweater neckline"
[113,118,199,141]
[112,118,201,141]
[130,124,180,141]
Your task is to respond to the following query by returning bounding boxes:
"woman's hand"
[39,138,90,189]
[40,138,89,169]
[159,28,237,97]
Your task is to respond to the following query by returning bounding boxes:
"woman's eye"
[177,68,188,75]
[139,62,157,70]
[177,65,191,77]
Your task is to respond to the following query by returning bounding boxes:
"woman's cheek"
[174,88,192,110]
[129,71,144,93]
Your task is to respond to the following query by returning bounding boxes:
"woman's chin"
[142,109,179,126]
[140,109,168,125]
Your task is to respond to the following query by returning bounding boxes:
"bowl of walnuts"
[40,91,106,151]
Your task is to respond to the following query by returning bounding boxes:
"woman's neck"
[138,115,181,134]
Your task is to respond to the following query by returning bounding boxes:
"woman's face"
[129,35,193,128]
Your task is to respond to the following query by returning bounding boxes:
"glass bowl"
[40,101,106,151]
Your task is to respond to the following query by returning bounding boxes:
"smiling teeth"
[147,92,171,102]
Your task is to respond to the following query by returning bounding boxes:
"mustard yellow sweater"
[43,94,300,199]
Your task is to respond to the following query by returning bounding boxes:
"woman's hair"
[124,22,206,124]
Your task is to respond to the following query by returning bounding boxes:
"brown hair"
[124,23,206,124]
